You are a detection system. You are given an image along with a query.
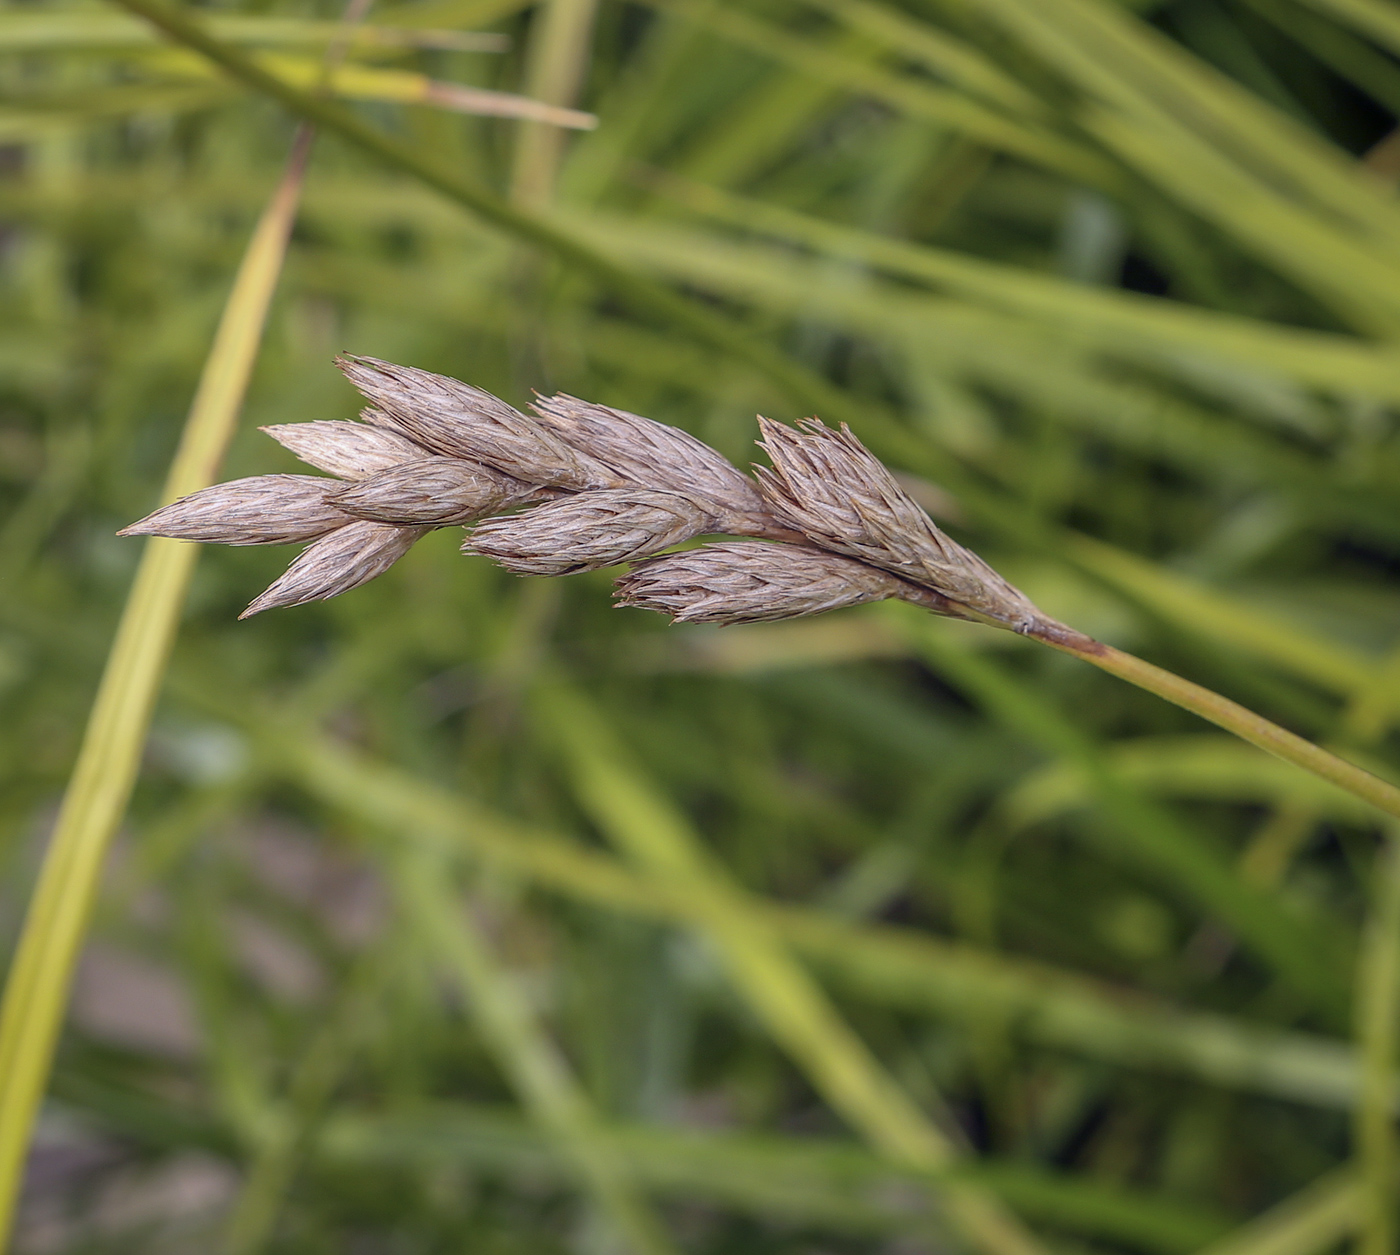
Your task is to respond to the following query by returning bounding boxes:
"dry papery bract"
[122,357,1065,635]
[528,393,771,532]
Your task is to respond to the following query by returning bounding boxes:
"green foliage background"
[4,0,1400,1251]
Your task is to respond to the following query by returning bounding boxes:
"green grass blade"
[967,0,1400,330]
[0,128,312,1250]
[248,723,1370,1111]
[534,681,1055,1255]
[0,13,507,53]
[393,846,678,1255]
[647,0,1114,184]
[1292,0,1400,61]
[509,0,601,205]
[643,172,1400,401]
[1193,1169,1360,1255]
[311,1103,1235,1253]
[1002,735,1381,829]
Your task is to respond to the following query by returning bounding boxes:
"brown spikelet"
[119,476,348,546]
[336,355,612,491]
[240,521,429,618]
[329,458,545,526]
[467,489,714,576]
[529,394,765,525]
[615,541,923,626]
[260,420,429,479]
[754,418,1041,631]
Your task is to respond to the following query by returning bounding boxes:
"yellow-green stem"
[1039,634,1400,824]
[0,129,311,1250]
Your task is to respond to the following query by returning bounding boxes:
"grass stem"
[0,128,310,1250]
[1040,634,1400,824]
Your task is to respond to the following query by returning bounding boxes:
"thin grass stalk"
[1353,826,1400,1255]
[509,0,600,206]
[0,129,311,1249]
[393,845,678,1255]
[1035,635,1400,823]
[1062,535,1375,700]
[534,681,1051,1255]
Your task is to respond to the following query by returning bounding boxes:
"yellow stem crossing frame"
[0,127,312,1248]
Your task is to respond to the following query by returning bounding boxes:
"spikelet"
[615,542,917,625]
[753,417,1041,632]
[119,476,348,546]
[529,394,765,527]
[330,458,544,526]
[260,418,428,479]
[336,355,614,491]
[467,489,714,576]
[240,521,429,618]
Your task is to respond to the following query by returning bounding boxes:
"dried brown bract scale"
[616,541,929,626]
[330,458,547,526]
[753,417,1043,633]
[119,475,349,546]
[337,355,616,491]
[529,394,771,531]
[467,489,715,576]
[260,418,429,480]
[241,520,430,618]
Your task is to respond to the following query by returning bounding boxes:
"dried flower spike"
[119,357,1056,636]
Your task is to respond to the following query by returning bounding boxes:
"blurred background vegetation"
[5,0,1400,1251]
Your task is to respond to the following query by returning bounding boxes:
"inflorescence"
[121,355,1079,641]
